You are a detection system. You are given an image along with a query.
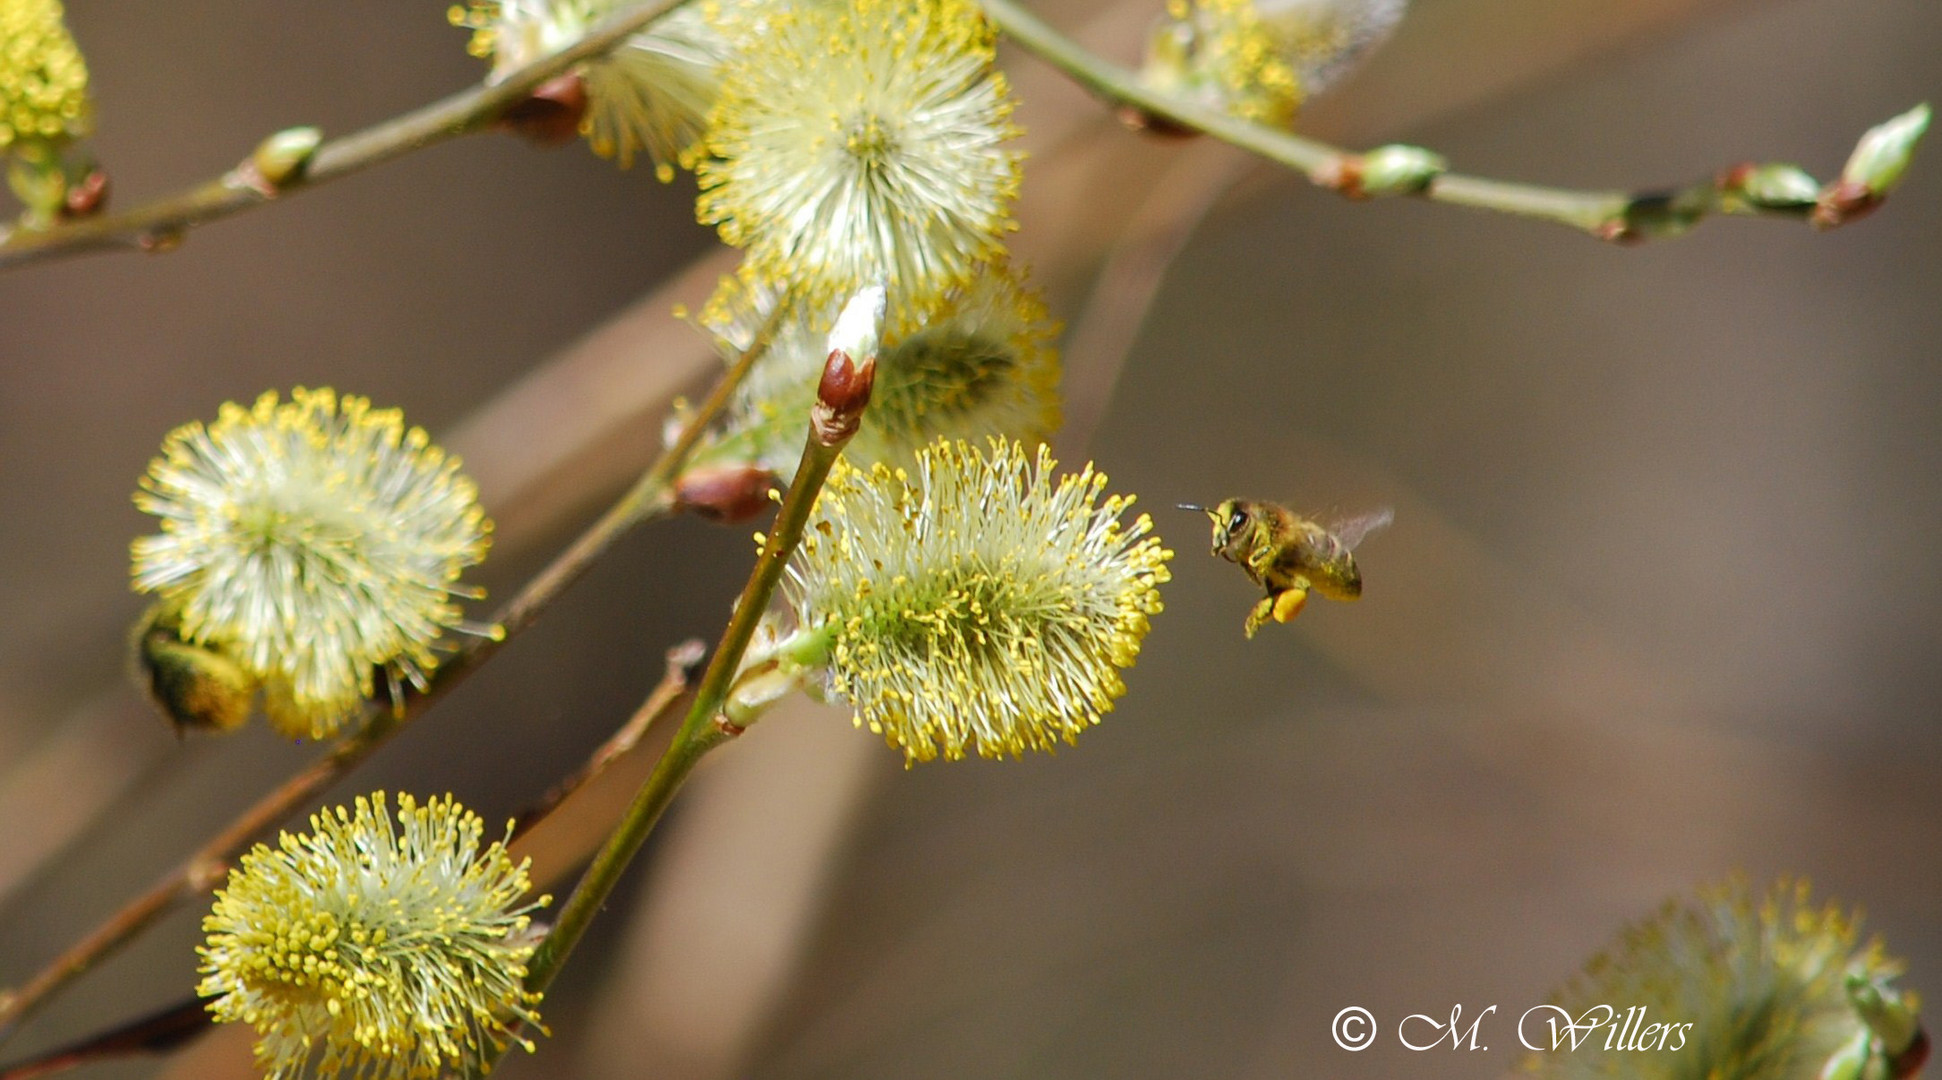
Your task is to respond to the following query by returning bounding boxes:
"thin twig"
[469,348,870,1077]
[510,639,707,836]
[0,0,699,269]
[0,999,209,1080]
[0,304,786,1048]
[0,640,711,1080]
[977,0,1905,242]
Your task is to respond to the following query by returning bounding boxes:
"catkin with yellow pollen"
[0,0,92,152]
[131,389,492,739]
[1141,0,1406,129]
[781,437,1171,763]
[1523,878,1926,1080]
[198,793,549,1080]
[695,0,1023,312]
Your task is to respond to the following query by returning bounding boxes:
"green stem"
[0,0,700,269]
[976,0,1834,241]
[476,428,851,1077]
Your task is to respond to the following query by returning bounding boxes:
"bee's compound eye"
[1228,509,1248,534]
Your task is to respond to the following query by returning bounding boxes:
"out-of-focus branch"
[1059,139,1250,449]
[510,640,707,837]
[981,0,1929,241]
[0,0,697,270]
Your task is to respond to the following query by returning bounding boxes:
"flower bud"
[1841,103,1930,197]
[60,164,107,218]
[1817,1029,1875,1080]
[1816,104,1931,229]
[813,349,877,447]
[247,126,322,190]
[499,73,589,147]
[811,285,885,446]
[674,463,779,523]
[1352,143,1445,197]
[1726,162,1820,209]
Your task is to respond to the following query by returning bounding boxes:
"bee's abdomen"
[1305,551,1363,601]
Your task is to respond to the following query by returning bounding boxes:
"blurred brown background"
[0,1,1937,1078]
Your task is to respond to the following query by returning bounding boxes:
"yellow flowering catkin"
[199,793,549,1080]
[0,0,92,150]
[695,0,1023,311]
[784,438,1171,763]
[131,389,492,739]
[1524,878,1922,1080]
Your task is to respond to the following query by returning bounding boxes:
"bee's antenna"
[1176,503,1206,512]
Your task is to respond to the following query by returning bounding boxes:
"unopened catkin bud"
[675,464,779,523]
[827,283,886,368]
[1842,103,1931,197]
[1816,104,1931,229]
[499,73,590,147]
[812,285,885,446]
[1731,162,1820,209]
[1351,143,1445,197]
[248,126,322,189]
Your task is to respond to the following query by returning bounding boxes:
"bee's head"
[1214,498,1258,560]
[1179,499,1255,561]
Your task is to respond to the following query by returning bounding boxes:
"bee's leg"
[1244,596,1277,639]
[1271,585,1310,624]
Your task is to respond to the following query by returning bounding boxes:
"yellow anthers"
[451,0,733,180]
[1141,0,1404,128]
[0,0,91,150]
[1523,877,1923,1080]
[700,264,1062,474]
[130,388,491,740]
[1146,0,1301,127]
[695,0,1023,310]
[784,437,1171,763]
[199,792,548,1080]
[1256,0,1406,95]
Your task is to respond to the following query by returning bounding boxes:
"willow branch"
[470,345,871,1078]
[0,305,782,1047]
[509,639,707,837]
[979,0,1924,242]
[0,998,208,1080]
[0,0,697,270]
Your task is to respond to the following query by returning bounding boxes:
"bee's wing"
[1325,507,1394,551]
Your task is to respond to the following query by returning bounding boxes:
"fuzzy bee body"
[132,603,255,735]
[1183,499,1390,637]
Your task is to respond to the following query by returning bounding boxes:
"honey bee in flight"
[1179,500,1393,638]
